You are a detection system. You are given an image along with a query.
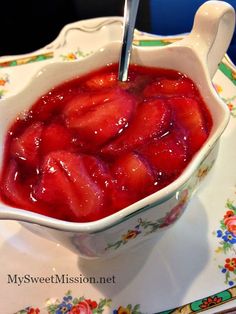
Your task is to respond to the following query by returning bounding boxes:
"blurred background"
[1,0,235,64]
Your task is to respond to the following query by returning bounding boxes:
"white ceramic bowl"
[0,1,235,258]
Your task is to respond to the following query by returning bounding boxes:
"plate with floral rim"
[0,17,236,314]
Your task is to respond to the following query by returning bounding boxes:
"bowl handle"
[176,1,235,79]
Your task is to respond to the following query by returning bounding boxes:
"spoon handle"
[118,0,140,82]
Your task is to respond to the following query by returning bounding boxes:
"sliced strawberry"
[11,122,43,167]
[81,155,118,217]
[109,187,137,212]
[0,160,36,210]
[84,71,117,90]
[41,123,72,156]
[32,92,67,121]
[34,151,105,222]
[101,98,171,156]
[64,88,136,146]
[109,152,155,211]
[81,153,154,213]
[34,155,81,221]
[143,77,195,98]
[34,153,75,204]
[141,131,188,177]
[81,155,112,191]
[63,92,108,120]
[168,97,208,154]
[112,152,155,193]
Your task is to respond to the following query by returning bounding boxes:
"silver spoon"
[118,0,140,82]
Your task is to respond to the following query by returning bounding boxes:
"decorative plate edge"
[14,286,236,314]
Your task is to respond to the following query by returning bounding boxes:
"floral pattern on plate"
[214,200,236,286]
[0,52,53,68]
[214,83,236,117]
[15,290,141,314]
[15,286,236,314]
[0,73,9,98]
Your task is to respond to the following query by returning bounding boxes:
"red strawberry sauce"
[0,64,212,222]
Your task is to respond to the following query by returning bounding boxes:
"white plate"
[0,17,236,314]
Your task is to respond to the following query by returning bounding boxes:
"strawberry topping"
[0,64,212,222]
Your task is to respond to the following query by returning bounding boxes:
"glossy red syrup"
[0,64,212,222]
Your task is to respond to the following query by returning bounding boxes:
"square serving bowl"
[0,1,235,258]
